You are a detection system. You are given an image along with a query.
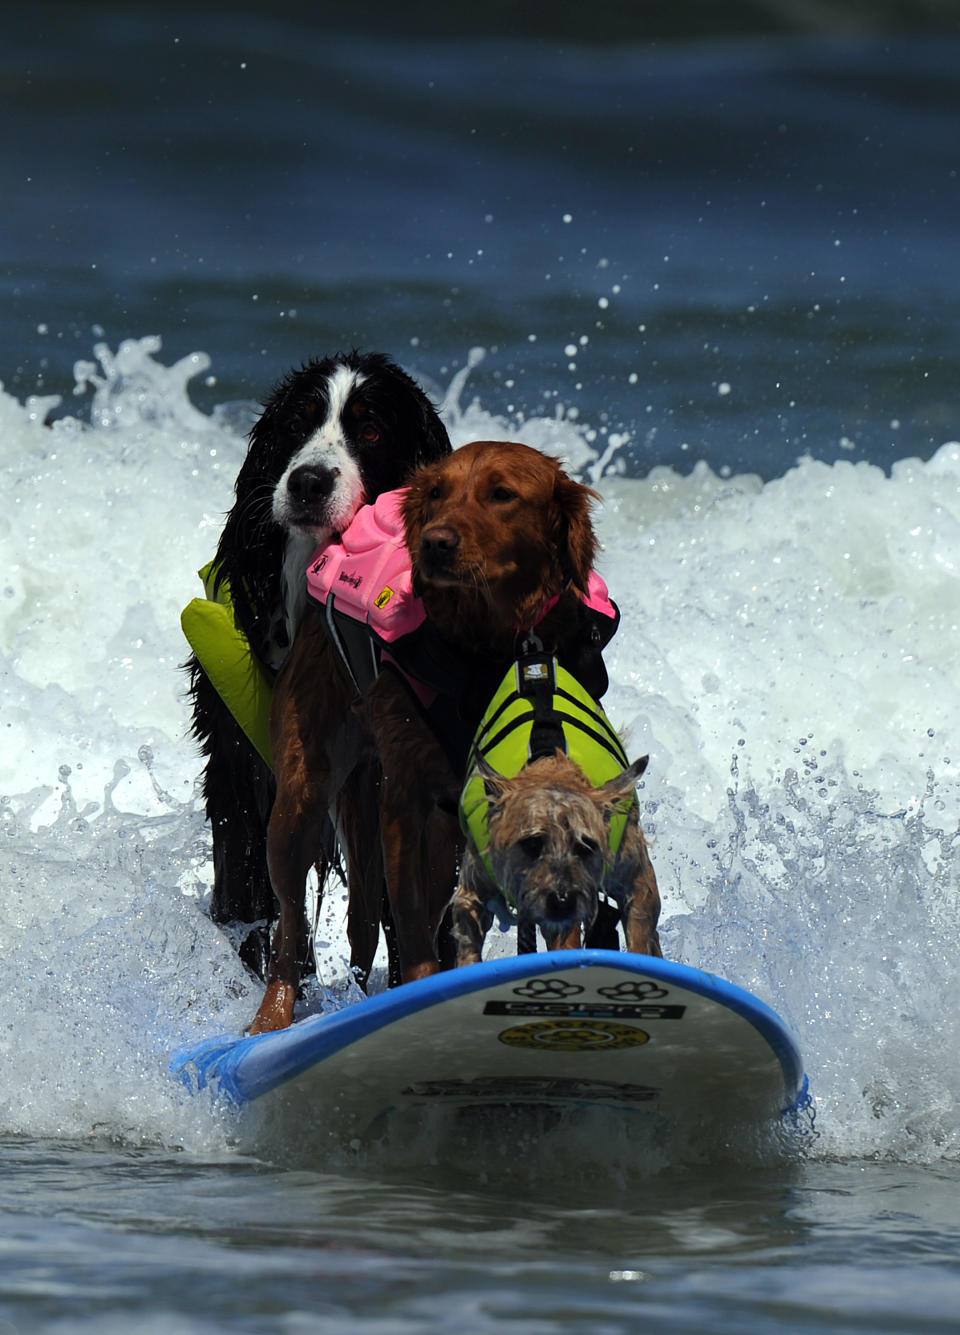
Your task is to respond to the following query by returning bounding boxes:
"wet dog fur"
[249,440,617,1031]
[452,751,662,963]
[186,351,449,978]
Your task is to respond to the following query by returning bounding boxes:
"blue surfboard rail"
[171,951,808,1117]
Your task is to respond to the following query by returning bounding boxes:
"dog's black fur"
[186,351,451,975]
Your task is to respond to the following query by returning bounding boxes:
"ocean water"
[3,4,960,1332]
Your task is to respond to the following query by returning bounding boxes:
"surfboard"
[172,951,808,1142]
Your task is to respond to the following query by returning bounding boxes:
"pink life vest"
[306,490,425,641]
[306,487,618,641]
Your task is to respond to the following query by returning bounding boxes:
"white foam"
[2,336,959,1162]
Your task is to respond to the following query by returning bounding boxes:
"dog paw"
[247,981,297,1034]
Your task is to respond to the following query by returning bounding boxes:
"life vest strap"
[324,595,382,697]
[517,649,565,762]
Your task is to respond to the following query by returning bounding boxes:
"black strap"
[324,596,381,695]
[584,899,621,950]
[517,919,538,955]
[516,650,566,761]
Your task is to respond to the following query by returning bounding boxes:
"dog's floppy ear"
[597,756,648,811]
[415,399,452,465]
[477,754,512,804]
[553,469,600,590]
[380,355,452,465]
[400,461,438,584]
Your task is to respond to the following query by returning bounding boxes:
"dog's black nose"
[547,890,574,919]
[420,525,460,554]
[287,464,336,507]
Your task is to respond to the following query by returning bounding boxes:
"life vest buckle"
[518,629,545,657]
[517,648,556,699]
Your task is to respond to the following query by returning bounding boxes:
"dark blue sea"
[2,3,960,1331]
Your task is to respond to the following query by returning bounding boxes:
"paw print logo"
[512,977,584,999]
[597,980,669,1001]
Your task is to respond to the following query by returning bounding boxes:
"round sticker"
[497,1020,650,1051]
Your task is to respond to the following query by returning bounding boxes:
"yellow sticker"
[375,585,395,609]
[497,1020,650,1051]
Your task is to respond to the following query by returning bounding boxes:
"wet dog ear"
[597,755,648,811]
[553,470,600,590]
[477,754,511,803]
[401,462,438,592]
[414,397,452,465]
[400,466,429,541]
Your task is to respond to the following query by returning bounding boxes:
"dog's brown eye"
[520,835,544,859]
[360,424,380,443]
[575,837,600,860]
[427,483,443,501]
[491,485,517,502]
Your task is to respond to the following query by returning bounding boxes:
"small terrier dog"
[452,750,662,963]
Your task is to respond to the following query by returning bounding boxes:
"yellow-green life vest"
[181,561,274,768]
[459,654,635,889]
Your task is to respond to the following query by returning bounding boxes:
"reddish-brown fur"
[250,440,609,1033]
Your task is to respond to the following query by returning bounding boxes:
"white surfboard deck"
[172,951,808,1138]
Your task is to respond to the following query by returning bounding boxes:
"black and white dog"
[187,351,451,975]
